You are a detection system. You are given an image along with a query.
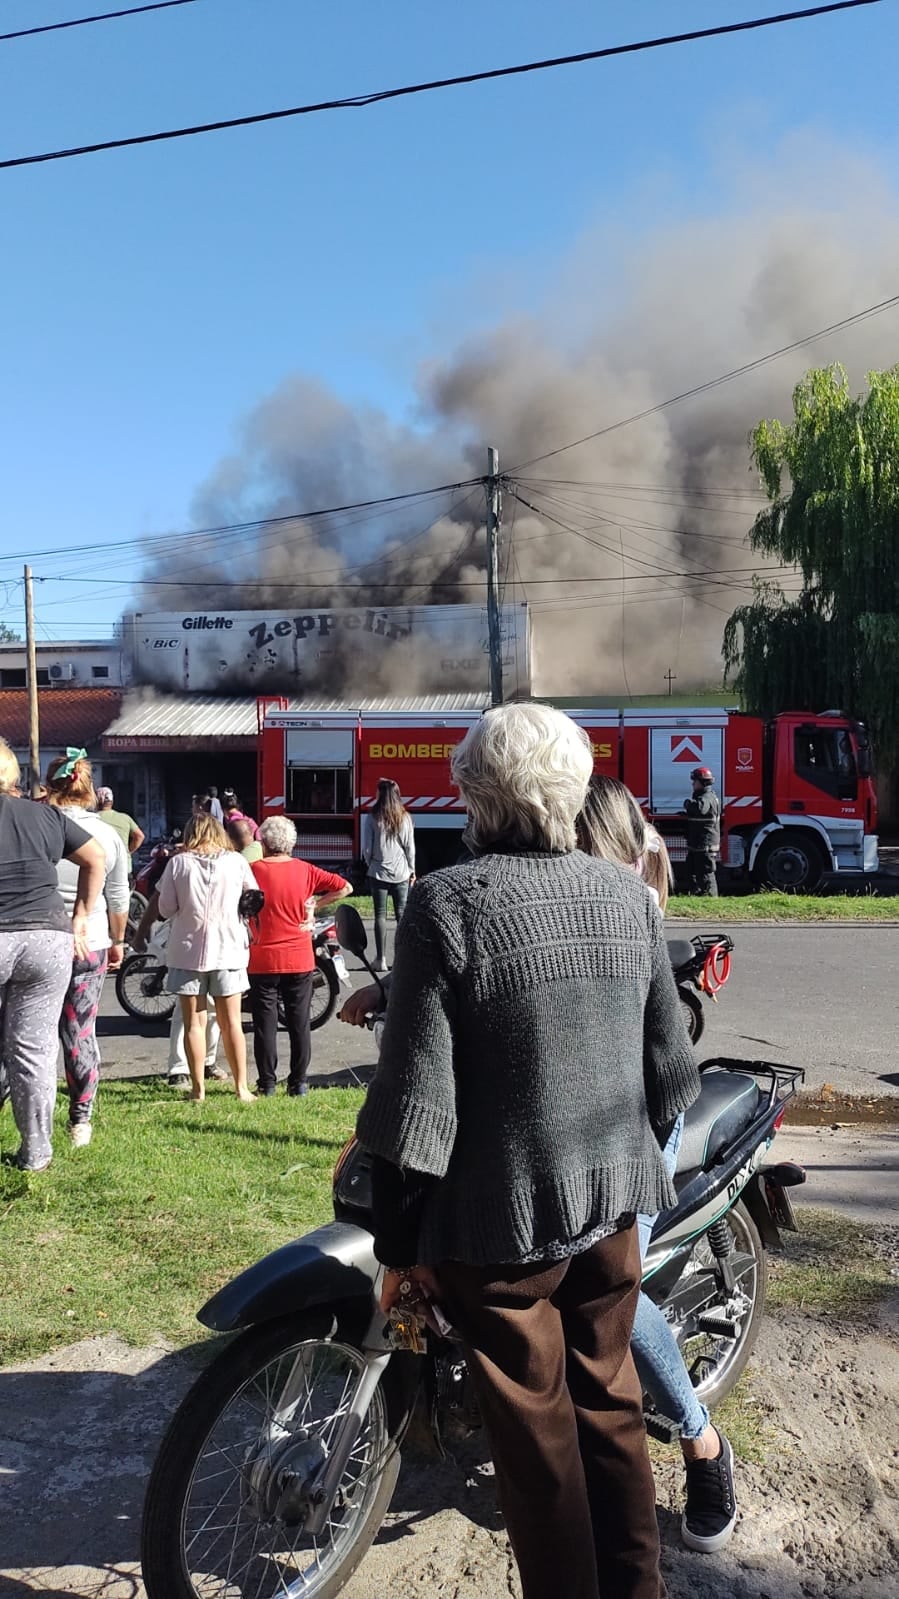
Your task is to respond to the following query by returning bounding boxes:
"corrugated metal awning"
[102,691,490,751]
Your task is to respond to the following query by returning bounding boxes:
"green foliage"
[0,622,21,642]
[723,364,899,763]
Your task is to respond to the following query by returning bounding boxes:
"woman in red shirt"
[249,816,351,1096]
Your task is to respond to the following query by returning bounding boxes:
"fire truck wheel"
[753,831,825,892]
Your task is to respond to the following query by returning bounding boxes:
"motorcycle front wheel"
[310,954,340,1032]
[116,953,176,1023]
[141,1314,400,1599]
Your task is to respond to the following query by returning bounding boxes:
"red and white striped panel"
[725,795,761,810]
[359,795,464,813]
[293,834,355,860]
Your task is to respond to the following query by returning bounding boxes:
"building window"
[37,669,50,686]
[0,669,26,688]
[92,665,110,679]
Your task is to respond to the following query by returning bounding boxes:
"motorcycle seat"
[666,939,697,970]
[676,1067,761,1175]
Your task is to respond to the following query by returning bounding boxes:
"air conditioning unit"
[48,663,77,683]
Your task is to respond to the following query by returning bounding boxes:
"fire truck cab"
[257,698,877,891]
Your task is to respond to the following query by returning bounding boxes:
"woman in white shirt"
[361,779,415,974]
[157,812,258,1102]
[46,749,131,1149]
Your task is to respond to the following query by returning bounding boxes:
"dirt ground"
[349,1282,899,1599]
[2,1249,897,1599]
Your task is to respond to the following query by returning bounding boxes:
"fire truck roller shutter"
[286,729,355,767]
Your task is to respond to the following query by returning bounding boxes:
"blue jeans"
[633,1114,710,1440]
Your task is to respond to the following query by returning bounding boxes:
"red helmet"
[691,766,714,782]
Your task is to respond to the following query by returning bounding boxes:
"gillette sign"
[131,606,530,695]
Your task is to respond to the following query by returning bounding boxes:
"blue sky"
[0,0,896,640]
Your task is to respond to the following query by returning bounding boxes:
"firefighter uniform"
[684,777,721,897]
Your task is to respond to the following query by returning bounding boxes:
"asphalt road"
[90,924,899,1100]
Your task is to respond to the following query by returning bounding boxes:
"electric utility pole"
[24,565,40,796]
[486,445,503,705]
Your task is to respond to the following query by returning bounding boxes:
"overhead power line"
[38,564,793,591]
[508,289,899,470]
[0,479,481,566]
[0,1,201,45]
[0,2,880,171]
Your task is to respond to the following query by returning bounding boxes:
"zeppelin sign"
[131,606,530,696]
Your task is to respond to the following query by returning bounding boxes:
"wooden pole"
[486,446,503,705]
[24,564,40,796]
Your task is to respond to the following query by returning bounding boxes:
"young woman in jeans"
[0,738,105,1171]
[46,749,131,1148]
[577,776,737,1553]
[361,779,414,973]
[157,813,258,1102]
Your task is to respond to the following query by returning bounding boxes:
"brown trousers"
[439,1224,665,1599]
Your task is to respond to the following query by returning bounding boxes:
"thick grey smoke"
[140,141,899,696]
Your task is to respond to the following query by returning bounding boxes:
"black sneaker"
[681,1430,737,1552]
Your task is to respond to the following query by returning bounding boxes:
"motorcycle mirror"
[335,904,368,959]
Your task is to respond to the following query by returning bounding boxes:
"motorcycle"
[668,932,734,1044]
[115,917,350,1032]
[141,905,805,1599]
[126,831,182,944]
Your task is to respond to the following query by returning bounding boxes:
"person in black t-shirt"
[0,740,105,1171]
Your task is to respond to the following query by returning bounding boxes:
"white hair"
[451,703,593,853]
[259,815,297,855]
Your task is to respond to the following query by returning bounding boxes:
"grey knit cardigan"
[356,850,700,1267]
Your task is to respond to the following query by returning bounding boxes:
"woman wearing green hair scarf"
[46,749,130,1148]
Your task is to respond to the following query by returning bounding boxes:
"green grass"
[0,1079,364,1365]
[768,1208,896,1319]
[350,890,899,922]
[668,892,899,921]
[346,895,374,918]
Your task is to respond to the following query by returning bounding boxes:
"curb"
[666,918,899,928]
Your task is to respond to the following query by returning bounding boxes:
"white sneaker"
[68,1123,93,1148]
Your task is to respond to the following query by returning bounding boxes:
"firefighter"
[683,766,721,896]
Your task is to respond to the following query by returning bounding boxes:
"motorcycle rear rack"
[698,1057,805,1120]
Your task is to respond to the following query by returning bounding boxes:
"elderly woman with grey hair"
[247,816,352,1096]
[356,702,701,1599]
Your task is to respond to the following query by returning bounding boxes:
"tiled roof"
[0,688,123,750]
[104,691,490,742]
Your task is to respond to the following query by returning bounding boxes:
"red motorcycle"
[126,831,182,943]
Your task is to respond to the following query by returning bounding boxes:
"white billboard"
[131,605,530,697]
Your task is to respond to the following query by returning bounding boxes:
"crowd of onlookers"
[0,751,365,1165]
[0,707,743,1590]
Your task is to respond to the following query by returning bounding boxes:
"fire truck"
[257,697,877,890]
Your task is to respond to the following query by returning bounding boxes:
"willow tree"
[723,363,899,769]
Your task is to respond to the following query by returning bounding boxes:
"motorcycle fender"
[198,1220,379,1332]
[740,1171,786,1250]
